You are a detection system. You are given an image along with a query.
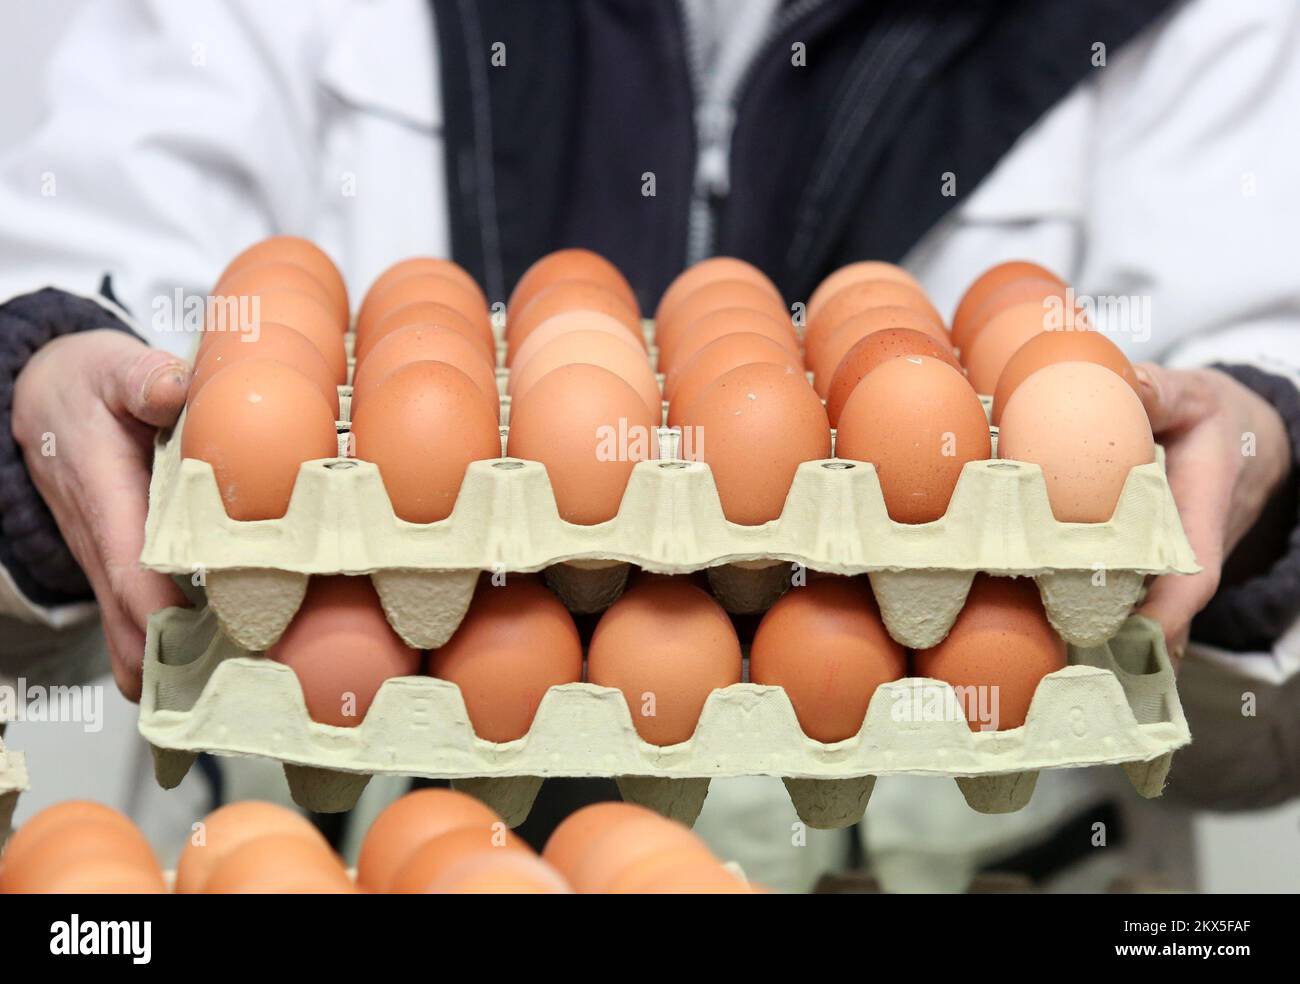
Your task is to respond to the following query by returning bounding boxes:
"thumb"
[1134,362,1210,436]
[98,332,192,428]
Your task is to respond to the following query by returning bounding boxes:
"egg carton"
[139,607,1188,829]
[0,736,29,850]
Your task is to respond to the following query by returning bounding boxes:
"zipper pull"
[694,103,736,200]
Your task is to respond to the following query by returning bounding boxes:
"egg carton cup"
[0,739,29,850]
[142,389,1197,652]
[140,608,1188,829]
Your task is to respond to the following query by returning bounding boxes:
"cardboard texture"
[0,737,28,849]
[140,609,1187,829]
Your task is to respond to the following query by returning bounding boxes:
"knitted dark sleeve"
[1191,363,1300,652]
[0,285,138,606]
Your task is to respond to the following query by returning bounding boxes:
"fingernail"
[140,363,189,404]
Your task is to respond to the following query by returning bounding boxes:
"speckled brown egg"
[997,361,1155,522]
[836,355,990,523]
[914,575,1067,731]
[806,280,944,373]
[826,327,963,427]
[665,331,802,428]
[811,304,950,397]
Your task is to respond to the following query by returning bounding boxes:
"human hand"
[1135,363,1293,663]
[12,329,191,699]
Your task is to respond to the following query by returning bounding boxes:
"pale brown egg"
[181,358,339,520]
[1,801,139,870]
[511,309,645,380]
[362,256,486,318]
[654,256,781,327]
[541,802,654,877]
[358,299,496,366]
[175,801,325,894]
[201,288,347,384]
[750,578,905,743]
[682,362,830,525]
[806,261,924,326]
[806,280,944,373]
[836,355,990,523]
[665,305,801,377]
[811,304,950,397]
[826,327,963,427]
[508,248,638,326]
[389,825,529,894]
[0,818,161,894]
[427,577,582,742]
[587,578,742,746]
[665,331,802,428]
[357,788,500,892]
[190,321,340,417]
[506,363,659,525]
[214,261,345,332]
[355,274,491,353]
[351,324,499,419]
[204,834,353,893]
[559,801,712,892]
[914,575,1067,731]
[267,575,422,727]
[961,299,1060,394]
[950,260,1065,352]
[506,279,644,364]
[350,361,501,523]
[656,279,790,373]
[991,328,1139,425]
[508,329,661,423]
[998,361,1155,522]
[429,852,572,894]
[218,236,349,326]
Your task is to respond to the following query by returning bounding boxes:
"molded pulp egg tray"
[140,607,1188,829]
[0,735,28,847]
[141,323,1197,654]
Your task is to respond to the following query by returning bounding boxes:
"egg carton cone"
[142,379,1197,651]
[139,608,1189,827]
[0,740,29,850]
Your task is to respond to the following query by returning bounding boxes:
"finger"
[92,330,192,429]
[1134,363,1213,436]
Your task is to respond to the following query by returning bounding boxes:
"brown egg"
[682,363,830,525]
[389,824,529,894]
[356,274,491,353]
[204,834,353,893]
[268,575,422,727]
[541,802,652,875]
[605,846,719,893]
[655,257,781,328]
[806,280,944,372]
[358,299,495,367]
[511,309,645,379]
[350,361,501,523]
[836,356,990,523]
[427,577,582,742]
[0,818,160,894]
[430,852,572,894]
[806,261,924,326]
[998,361,1155,522]
[508,329,661,423]
[914,575,1067,731]
[827,327,964,427]
[962,300,1059,394]
[963,277,1070,348]
[506,363,659,525]
[181,358,339,520]
[508,248,638,326]
[351,325,499,419]
[214,261,345,332]
[812,304,950,397]
[950,260,1065,352]
[175,801,324,894]
[665,331,802,428]
[1,800,138,869]
[665,306,801,377]
[362,256,486,319]
[191,322,340,417]
[32,859,168,894]
[991,328,1138,425]
[587,578,742,746]
[201,288,348,383]
[357,788,501,892]
[656,279,790,372]
[751,578,905,743]
[619,856,752,894]
[506,279,643,364]
[218,236,349,326]
[562,803,711,892]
